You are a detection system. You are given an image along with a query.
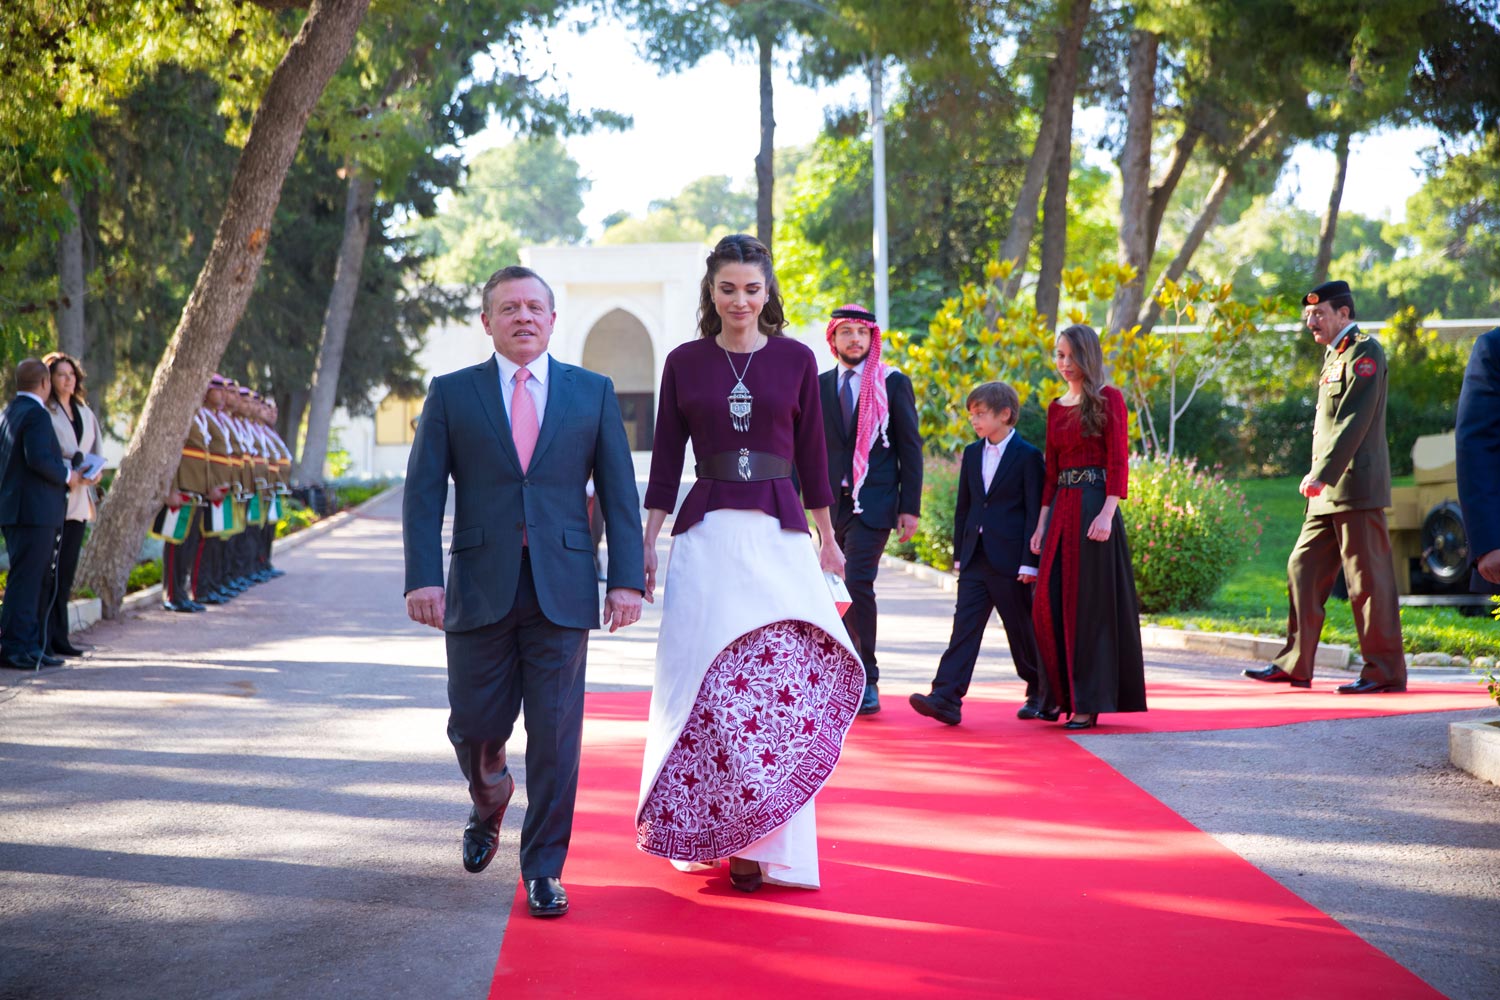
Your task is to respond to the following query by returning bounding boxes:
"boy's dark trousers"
[930,546,1042,706]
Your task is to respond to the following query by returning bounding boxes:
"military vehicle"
[1386,431,1480,602]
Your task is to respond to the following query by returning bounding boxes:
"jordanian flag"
[208,500,237,535]
[153,505,192,545]
[246,493,262,525]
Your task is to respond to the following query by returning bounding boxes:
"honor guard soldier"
[152,396,212,613]
[1245,280,1408,693]
[199,375,244,603]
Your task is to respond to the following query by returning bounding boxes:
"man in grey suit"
[403,266,645,919]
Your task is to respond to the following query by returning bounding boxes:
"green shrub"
[127,561,162,592]
[330,477,393,510]
[1123,457,1261,612]
[276,499,318,538]
[913,456,960,571]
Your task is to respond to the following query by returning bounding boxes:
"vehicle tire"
[1419,500,1470,593]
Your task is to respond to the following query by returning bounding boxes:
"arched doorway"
[581,308,655,450]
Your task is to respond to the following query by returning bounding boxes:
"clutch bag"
[825,572,852,617]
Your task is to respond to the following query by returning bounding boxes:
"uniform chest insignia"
[1320,363,1345,386]
[1353,357,1377,377]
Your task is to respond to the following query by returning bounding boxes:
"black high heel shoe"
[728,857,762,893]
[1062,714,1097,731]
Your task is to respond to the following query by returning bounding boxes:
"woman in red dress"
[1028,324,1147,729]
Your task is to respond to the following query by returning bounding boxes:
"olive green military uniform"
[1271,325,1407,686]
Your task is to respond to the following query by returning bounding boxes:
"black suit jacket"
[820,366,923,529]
[953,433,1044,575]
[0,395,69,528]
[1456,327,1500,594]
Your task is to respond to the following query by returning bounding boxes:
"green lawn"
[1141,475,1500,659]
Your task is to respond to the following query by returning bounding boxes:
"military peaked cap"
[1303,280,1353,307]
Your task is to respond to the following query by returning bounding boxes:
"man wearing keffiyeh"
[819,304,924,715]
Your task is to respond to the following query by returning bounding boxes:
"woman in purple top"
[634,235,864,894]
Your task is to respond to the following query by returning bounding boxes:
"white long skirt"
[635,509,863,888]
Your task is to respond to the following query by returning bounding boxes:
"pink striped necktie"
[512,367,539,472]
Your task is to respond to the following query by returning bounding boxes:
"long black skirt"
[1034,480,1147,716]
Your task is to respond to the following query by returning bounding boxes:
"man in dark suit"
[1,359,84,670]
[403,266,645,919]
[910,382,1046,726]
[819,304,923,716]
[1455,327,1500,593]
[1245,280,1407,694]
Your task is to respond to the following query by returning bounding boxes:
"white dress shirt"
[980,428,1013,493]
[495,350,550,426]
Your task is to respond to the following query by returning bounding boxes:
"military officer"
[1246,280,1407,693]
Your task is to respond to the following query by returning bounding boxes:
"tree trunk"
[1110,28,1158,334]
[76,0,369,617]
[1313,128,1350,285]
[1137,105,1285,333]
[280,388,309,464]
[56,181,87,361]
[754,26,775,249]
[1144,108,1206,262]
[998,0,1092,301]
[1034,108,1073,326]
[294,167,375,485]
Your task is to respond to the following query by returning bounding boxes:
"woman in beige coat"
[42,352,104,657]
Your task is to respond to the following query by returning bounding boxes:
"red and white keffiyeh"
[825,304,891,514]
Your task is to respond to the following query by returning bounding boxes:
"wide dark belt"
[1057,466,1106,488]
[695,448,793,482]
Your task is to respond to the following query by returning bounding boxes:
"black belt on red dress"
[695,448,793,482]
[1056,466,1106,488]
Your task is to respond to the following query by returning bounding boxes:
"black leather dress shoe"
[908,692,961,726]
[199,592,227,605]
[2,652,57,670]
[1337,678,1407,694]
[1062,714,1097,731]
[525,877,569,917]
[162,599,200,613]
[857,682,881,715]
[1243,664,1311,688]
[50,641,85,657]
[1016,700,1061,721]
[461,773,515,874]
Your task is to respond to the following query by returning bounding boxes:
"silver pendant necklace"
[724,340,758,433]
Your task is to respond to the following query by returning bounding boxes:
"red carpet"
[491,682,1483,998]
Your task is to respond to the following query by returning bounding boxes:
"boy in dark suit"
[910,382,1047,726]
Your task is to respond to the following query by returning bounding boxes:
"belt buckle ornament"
[737,448,751,481]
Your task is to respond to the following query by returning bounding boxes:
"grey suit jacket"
[402,355,645,632]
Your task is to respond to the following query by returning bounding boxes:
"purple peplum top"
[644,335,834,535]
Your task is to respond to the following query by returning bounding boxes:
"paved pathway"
[2,487,1496,999]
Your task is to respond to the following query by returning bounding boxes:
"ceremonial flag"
[151,505,192,545]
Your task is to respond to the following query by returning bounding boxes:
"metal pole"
[869,53,889,329]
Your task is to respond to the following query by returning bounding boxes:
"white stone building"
[331,242,833,479]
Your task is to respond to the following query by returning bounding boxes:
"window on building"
[375,392,423,445]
